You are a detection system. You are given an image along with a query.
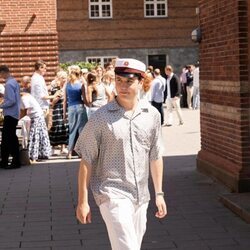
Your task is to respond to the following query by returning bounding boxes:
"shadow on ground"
[0,154,250,249]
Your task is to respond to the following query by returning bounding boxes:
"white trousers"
[166,97,183,125]
[192,86,200,109]
[99,199,149,250]
[186,86,194,109]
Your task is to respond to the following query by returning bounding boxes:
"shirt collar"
[107,98,149,119]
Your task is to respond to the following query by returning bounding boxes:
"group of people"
[0,58,167,249]
[0,60,116,167]
[0,59,199,169]
[0,57,201,249]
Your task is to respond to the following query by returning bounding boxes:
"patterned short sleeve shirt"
[74,99,163,206]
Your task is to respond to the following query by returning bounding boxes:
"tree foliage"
[59,61,98,72]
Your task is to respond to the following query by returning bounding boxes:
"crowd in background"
[0,59,199,168]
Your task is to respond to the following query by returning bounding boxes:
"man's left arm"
[150,158,167,218]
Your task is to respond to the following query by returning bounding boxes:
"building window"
[89,0,112,19]
[144,0,167,18]
[86,56,116,67]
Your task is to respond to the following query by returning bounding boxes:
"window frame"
[89,0,113,19]
[144,0,168,18]
[86,56,117,68]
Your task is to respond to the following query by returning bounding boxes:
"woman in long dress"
[49,71,69,155]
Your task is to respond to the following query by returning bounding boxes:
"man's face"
[0,72,7,80]
[115,74,141,100]
[39,64,47,76]
[165,68,171,77]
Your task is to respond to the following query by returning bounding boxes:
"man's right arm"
[76,159,92,224]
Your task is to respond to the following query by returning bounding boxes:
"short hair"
[154,68,161,75]
[104,62,114,70]
[147,65,154,72]
[165,65,173,72]
[34,60,46,70]
[0,65,10,73]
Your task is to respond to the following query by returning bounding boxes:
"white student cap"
[115,58,146,78]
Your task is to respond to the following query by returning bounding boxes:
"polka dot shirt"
[74,99,163,206]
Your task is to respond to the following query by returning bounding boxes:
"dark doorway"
[148,54,167,76]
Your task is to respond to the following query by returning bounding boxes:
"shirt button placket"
[130,119,139,204]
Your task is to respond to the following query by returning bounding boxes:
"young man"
[151,68,166,125]
[164,65,184,126]
[192,62,200,110]
[31,60,59,126]
[75,58,167,250]
[0,65,21,169]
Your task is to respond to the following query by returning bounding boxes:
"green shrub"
[59,61,98,72]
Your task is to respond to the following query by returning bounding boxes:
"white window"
[144,0,168,18]
[86,56,116,67]
[89,0,113,19]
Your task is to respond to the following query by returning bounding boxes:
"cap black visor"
[115,72,141,79]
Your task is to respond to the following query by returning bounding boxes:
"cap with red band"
[115,58,146,78]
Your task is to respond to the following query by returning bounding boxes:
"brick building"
[1,0,249,192]
[57,0,199,73]
[0,0,58,82]
[197,0,250,192]
[0,0,199,80]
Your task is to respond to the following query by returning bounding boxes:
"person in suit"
[164,65,184,126]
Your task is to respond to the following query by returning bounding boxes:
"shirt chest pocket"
[133,128,151,151]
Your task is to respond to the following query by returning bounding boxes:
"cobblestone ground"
[0,108,250,250]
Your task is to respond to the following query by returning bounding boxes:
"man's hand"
[155,196,167,218]
[76,203,92,224]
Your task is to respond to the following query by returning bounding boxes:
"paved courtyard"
[0,109,250,250]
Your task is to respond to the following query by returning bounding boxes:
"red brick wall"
[0,0,57,33]
[0,0,58,83]
[197,0,250,191]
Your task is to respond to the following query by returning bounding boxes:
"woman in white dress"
[20,92,51,163]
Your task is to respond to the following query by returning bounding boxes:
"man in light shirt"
[192,62,200,110]
[151,68,166,125]
[75,58,167,250]
[31,60,60,126]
